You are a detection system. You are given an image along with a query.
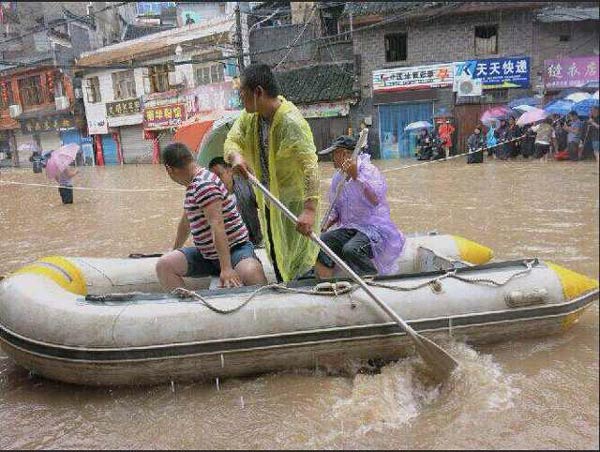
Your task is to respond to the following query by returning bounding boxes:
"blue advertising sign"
[454,57,530,89]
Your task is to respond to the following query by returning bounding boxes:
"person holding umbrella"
[44,143,81,205]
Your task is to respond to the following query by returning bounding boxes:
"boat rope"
[170,281,358,314]
[367,259,535,292]
[0,180,180,193]
[380,136,525,174]
[86,261,536,314]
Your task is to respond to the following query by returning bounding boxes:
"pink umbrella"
[516,107,548,127]
[45,143,80,180]
[480,106,513,125]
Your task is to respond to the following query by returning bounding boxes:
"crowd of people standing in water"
[414,106,599,165]
[465,106,600,164]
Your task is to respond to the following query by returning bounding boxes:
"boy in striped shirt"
[156,143,267,290]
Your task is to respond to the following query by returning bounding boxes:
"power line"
[0,2,134,47]
[274,4,318,70]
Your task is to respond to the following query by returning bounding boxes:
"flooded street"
[0,159,598,449]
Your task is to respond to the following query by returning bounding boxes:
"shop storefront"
[453,56,531,151]
[18,114,84,165]
[373,62,454,159]
[106,98,149,164]
[544,55,599,94]
[142,101,186,164]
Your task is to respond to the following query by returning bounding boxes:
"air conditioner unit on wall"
[457,77,482,97]
[9,104,22,118]
[55,96,70,111]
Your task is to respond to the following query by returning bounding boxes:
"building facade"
[76,14,241,165]
[0,2,105,166]
[343,2,599,158]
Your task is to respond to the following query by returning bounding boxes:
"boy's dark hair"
[241,63,281,97]
[208,156,231,170]
[163,142,193,168]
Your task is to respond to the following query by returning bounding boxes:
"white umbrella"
[564,92,592,103]
[404,120,433,132]
[513,105,537,112]
[593,90,599,100]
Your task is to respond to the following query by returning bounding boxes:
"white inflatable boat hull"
[0,249,596,386]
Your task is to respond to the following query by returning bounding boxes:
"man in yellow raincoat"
[224,64,319,282]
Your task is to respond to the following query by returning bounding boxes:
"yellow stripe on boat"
[12,256,87,296]
[546,262,598,301]
[452,235,494,265]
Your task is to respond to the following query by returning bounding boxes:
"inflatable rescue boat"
[0,233,597,386]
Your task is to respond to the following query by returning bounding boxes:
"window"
[18,75,44,107]
[149,64,170,93]
[475,25,498,55]
[112,70,137,99]
[219,2,226,15]
[194,63,224,86]
[85,77,101,103]
[385,33,407,62]
[559,34,571,42]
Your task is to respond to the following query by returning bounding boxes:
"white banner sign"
[373,63,454,93]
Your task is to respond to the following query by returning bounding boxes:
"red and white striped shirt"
[184,169,249,260]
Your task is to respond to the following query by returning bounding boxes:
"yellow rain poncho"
[224,97,320,281]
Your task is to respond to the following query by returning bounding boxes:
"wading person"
[467,126,485,164]
[208,156,263,246]
[565,111,582,161]
[531,118,555,162]
[315,136,405,278]
[438,119,455,159]
[223,63,320,282]
[588,106,599,163]
[156,143,267,290]
[56,164,78,204]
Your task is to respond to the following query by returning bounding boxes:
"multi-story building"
[340,1,599,157]
[76,13,240,164]
[0,2,107,166]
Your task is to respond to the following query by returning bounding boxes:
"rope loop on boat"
[171,281,358,314]
[368,259,536,293]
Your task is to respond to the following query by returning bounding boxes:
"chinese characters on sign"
[544,56,599,89]
[453,57,530,90]
[20,116,76,134]
[143,103,185,130]
[106,98,142,117]
[373,63,454,92]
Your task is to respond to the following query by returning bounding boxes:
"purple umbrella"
[480,106,513,125]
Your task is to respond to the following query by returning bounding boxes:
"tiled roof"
[275,63,356,104]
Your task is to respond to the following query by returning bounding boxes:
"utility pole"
[235,2,245,73]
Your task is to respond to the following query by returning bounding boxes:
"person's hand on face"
[340,158,358,179]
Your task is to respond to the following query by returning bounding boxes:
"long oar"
[319,128,370,231]
[248,174,459,380]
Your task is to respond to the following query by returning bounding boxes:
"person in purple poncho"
[315,136,406,278]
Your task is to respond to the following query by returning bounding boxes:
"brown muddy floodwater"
[0,159,598,449]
